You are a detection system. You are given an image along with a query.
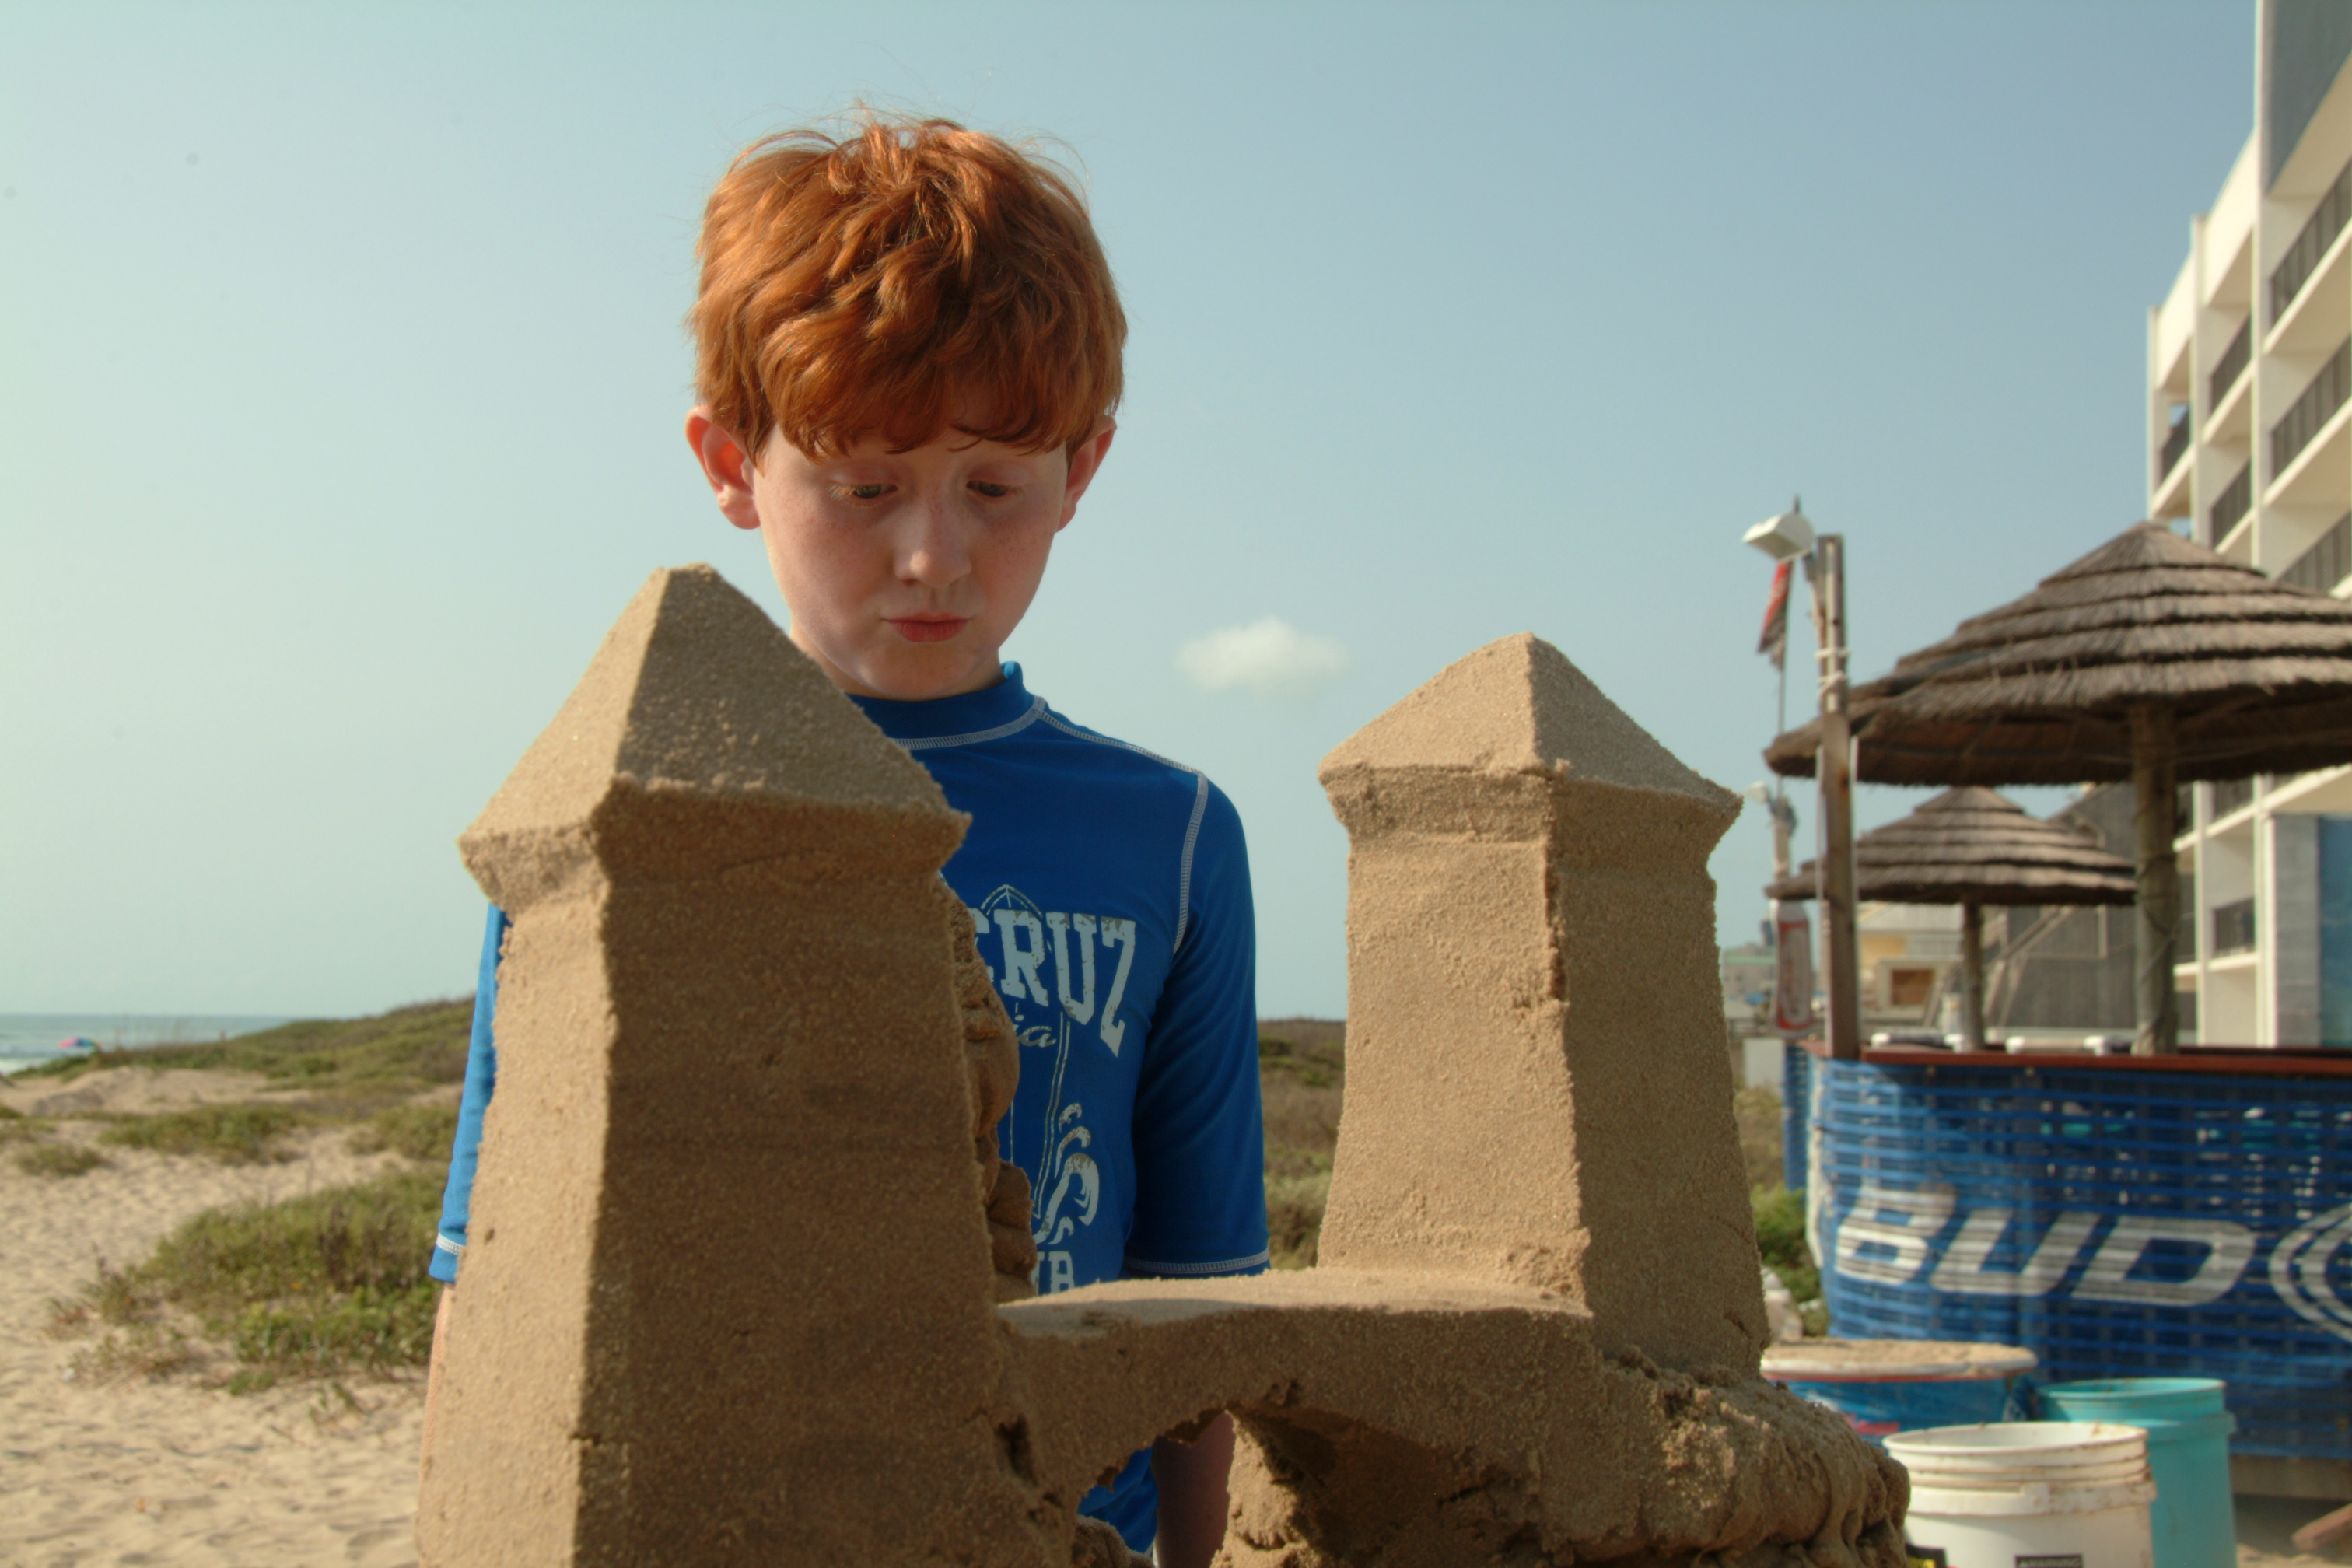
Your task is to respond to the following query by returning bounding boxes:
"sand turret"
[1316,632,1759,1368]
[418,565,1039,1566]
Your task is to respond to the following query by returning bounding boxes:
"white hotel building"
[2151,1,2352,1045]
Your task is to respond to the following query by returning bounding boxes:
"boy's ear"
[685,408,764,532]
[1057,419,1116,530]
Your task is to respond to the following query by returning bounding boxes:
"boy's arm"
[429,905,507,1287]
[421,906,506,1476]
[1122,783,1268,1282]
[1124,784,1266,1563]
[1151,1415,1237,1568]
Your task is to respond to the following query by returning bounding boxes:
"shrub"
[61,1168,444,1382]
[1267,1166,1332,1270]
[100,1104,302,1164]
[1752,1185,1819,1304]
[0,1114,51,1146]
[348,1101,460,1163]
[15,1142,107,1177]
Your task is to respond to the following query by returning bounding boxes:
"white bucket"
[1886,1423,2155,1568]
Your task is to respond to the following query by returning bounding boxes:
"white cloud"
[1176,617,1351,701]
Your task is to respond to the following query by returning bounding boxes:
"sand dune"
[0,1098,427,1567]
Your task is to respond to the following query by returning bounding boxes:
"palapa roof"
[1767,786,2136,907]
[1766,522,2352,786]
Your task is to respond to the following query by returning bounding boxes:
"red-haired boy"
[427,116,1269,1565]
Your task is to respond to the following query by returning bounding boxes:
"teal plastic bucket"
[2036,1377,2237,1568]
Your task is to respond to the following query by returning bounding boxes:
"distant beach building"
[2148,0,2352,1045]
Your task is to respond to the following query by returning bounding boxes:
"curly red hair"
[691,114,1125,460]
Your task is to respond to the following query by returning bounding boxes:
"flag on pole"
[1758,558,1792,669]
[1771,899,1815,1037]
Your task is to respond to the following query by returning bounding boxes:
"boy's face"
[687,408,1114,702]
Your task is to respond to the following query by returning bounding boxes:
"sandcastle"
[415,565,1906,1567]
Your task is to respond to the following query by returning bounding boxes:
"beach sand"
[1,1073,428,1568]
[1,1070,2341,1566]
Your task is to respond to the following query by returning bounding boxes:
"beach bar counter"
[1786,1041,2352,1498]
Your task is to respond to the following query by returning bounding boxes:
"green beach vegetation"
[1735,1085,1826,1334]
[54,1170,441,1391]
[100,1104,305,1164]
[32,1003,1826,1385]
[1258,1019,1345,1269]
[26,1001,466,1384]
[16,1141,109,1178]
[12,999,472,1095]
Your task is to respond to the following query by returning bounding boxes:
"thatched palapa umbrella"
[1766,522,2352,1053]
[1768,787,2136,1048]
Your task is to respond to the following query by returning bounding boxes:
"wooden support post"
[1959,901,1986,1052]
[2131,704,2181,1056]
[1814,534,1862,1062]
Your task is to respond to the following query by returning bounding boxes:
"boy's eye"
[834,482,891,502]
[970,481,1015,499]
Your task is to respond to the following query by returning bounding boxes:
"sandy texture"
[1003,1272,1906,1566]
[1315,632,1761,1369]
[0,1122,427,1567]
[419,565,1038,1566]
[421,586,1905,1566]
[2,1068,277,1118]
[999,633,1901,1566]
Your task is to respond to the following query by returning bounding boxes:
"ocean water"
[0,1013,293,1079]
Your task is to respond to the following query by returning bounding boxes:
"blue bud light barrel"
[1809,1050,2352,1465]
[1783,1043,1811,1192]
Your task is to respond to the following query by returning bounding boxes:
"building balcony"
[2210,460,2253,540]
[2268,153,2352,328]
[2270,215,2351,360]
[2281,510,2352,594]
[2209,355,2253,444]
[2157,408,2193,484]
[2270,338,2352,488]
[2210,317,2252,407]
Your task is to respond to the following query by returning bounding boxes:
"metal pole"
[1815,534,1863,1062]
[2130,705,2181,1055]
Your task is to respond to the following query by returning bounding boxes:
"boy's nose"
[898,494,972,586]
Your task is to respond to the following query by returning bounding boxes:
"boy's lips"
[887,615,969,644]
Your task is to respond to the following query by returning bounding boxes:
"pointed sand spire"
[1321,632,1734,809]
[460,565,963,911]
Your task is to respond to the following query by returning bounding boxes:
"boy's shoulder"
[863,667,1225,801]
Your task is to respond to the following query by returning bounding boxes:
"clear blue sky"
[1,1,2253,1020]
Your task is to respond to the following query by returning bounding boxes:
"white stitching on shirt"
[1173,773,1209,954]
[1123,1248,1271,1277]
[894,696,1048,751]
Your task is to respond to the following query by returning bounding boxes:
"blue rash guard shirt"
[432,663,1269,1553]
